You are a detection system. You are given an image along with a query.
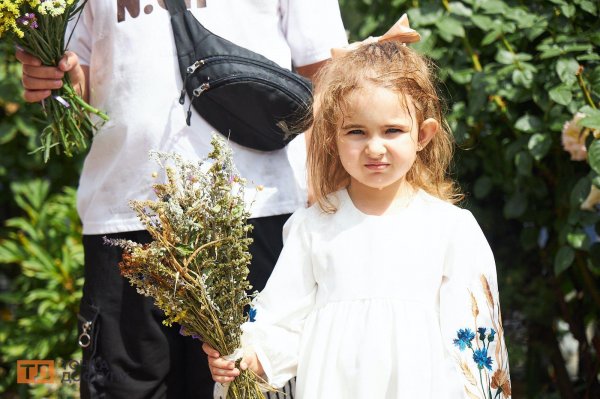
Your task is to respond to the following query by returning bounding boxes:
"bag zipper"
[185,74,309,126]
[179,55,311,105]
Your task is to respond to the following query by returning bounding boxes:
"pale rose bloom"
[581,185,600,211]
[561,112,589,161]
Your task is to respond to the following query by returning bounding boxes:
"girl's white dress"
[242,189,511,399]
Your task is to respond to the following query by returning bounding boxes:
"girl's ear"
[417,118,439,151]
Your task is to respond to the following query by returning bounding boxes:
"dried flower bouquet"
[109,135,267,398]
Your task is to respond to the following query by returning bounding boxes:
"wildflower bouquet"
[0,0,108,161]
[109,135,266,399]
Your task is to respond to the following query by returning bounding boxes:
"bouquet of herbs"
[109,135,267,399]
[0,0,108,161]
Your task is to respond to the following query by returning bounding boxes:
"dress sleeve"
[241,207,316,388]
[439,209,512,399]
[279,0,348,67]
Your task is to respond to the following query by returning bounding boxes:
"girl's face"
[336,84,438,197]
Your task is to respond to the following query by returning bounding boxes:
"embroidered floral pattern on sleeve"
[452,275,511,399]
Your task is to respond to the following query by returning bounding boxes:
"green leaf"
[567,230,589,249]
[579,0,598,15]
[496,49,515,65]
[480,0,508,14]
[470,15,494,30]
[588,140,600,175]
[505,8,538,28]
[449,69,473,84]
[474,176,493,199]
[448,2,472,16]
[580,110,600,130]
[548,84,573,105]
[0,122,18,145]
[556,58,580,85]
[554,246,575,275]
[515,151,533,176]
[435,16,465,42]
[528,134,552,161]
[481,29,501,46]
[560,3,576,17]
[570,177,591,207]
[515,114,542,133]
[504,192,528,219]
[512,69,533,88]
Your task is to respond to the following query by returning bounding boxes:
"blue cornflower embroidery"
[489,328,496,342]
[477,327,487,340]
[453,328,476,351]
[473,348,493,370]
[248,307,257,322]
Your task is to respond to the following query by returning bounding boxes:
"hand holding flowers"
[1,0,108,161]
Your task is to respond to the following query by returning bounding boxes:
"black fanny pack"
[165,0,312,151]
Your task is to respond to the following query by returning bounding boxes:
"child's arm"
[240,207,316,388]
[202,343,264,384]
[439,210,512,399]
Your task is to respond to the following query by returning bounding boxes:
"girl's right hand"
[15,48,87,103]
[202,343,264,383]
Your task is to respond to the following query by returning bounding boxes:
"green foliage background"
[1,1,600,397]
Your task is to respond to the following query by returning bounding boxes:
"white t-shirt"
[242,189,511,398]
[67,0,348,235]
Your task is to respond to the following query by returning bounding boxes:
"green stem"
[478,368,488,399]
[62,84,110,120]
[575,254,600,309]
[501,34,523,71]
[577,70,597,109]
[441,0,482,72]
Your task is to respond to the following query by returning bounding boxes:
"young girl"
[205,15,511,399]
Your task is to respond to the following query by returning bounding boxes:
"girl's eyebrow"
[341,122,412,130]
[340,123,364,129]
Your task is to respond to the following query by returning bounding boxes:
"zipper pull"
[186,82,210,126]
[193,82,210,97]
[179,60,205,105]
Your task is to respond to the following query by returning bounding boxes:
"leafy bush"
[1,40,83,398]
[0,180,83,398]
[340,0,600,397]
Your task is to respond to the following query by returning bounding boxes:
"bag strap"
[164,0,186,15]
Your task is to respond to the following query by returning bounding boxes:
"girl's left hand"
[202,343,264,383]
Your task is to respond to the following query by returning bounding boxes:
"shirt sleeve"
[241,207,316,388]
[439,209,512,399]
[65,2,93,66]
[279,0,348,67]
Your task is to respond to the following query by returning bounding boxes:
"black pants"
[79,214,291,399]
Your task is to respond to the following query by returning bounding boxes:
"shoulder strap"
[164,0,187,15]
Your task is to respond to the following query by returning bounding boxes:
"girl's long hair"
[308,41,462,212]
